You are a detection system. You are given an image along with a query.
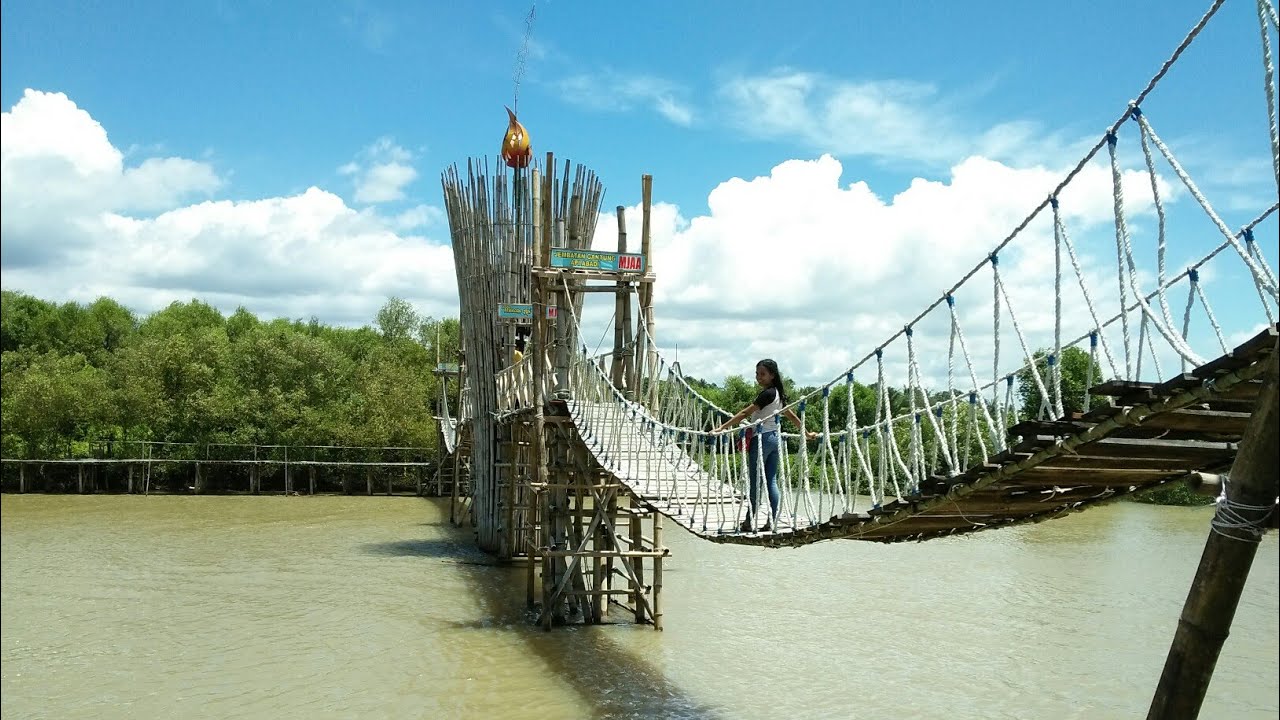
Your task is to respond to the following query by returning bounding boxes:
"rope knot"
[1105,131,1118,147]
[989,252,999,266]
[945,293,955,307]
[1049,195,1059,210]
[1188,267,1200,283]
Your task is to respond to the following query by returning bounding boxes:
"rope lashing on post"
[1210,476,1276,542]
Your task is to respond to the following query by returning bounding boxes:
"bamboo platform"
[561,324,1277,547]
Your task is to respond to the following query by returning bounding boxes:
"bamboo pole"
[630,495,644,622]
[653,509,664,631]
[613,206,629,393]
[1147,339,1279,719]
[640,174,657,408]
[534,156,555,629]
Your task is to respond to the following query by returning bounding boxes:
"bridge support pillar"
[531,416,667,629]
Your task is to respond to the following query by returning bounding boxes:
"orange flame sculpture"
[501,106,532,169]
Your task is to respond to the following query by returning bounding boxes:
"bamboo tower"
[440,154,603,556]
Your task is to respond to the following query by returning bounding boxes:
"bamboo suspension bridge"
[438,0,1279,654]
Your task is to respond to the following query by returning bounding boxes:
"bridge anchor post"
[1148,337,1278,719]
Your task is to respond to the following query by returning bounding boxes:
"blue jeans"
[747,430,781,520]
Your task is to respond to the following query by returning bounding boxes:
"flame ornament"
[501,106,532,169]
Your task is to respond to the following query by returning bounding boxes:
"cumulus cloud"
[0,89,455,327]
[557,70,695,126]
[339,137,420,204]
[719,71,1084,170]
[1,90,223,269]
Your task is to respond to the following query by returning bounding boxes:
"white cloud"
[1,90,223,270]
[0,90,455,327]
[339,137,420,204]
[585,152,1252,391]
[719,71,1084,170]
[4,88,1266,401]
[557,71,695,126]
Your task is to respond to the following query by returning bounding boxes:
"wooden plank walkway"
[563,324,1277,547]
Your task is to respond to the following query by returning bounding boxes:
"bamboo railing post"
[1148,338,1279,719]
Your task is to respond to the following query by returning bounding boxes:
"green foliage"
[0,291,453,460]
[1016,345,1104,419]
[1131,481,1215,507]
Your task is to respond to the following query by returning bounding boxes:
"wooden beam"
[1137,409,1251,435]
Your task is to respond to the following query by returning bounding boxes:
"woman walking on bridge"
[715,359,816,532]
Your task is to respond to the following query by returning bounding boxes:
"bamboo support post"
[1147,339,1279,719]
[630,495,644,622]
[652,509,664,631]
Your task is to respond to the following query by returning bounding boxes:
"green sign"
[549,248,645,273]
[497,303,557,319]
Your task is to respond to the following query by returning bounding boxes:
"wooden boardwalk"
[563,324,1277,547]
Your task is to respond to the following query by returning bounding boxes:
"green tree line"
[1,291,459,460]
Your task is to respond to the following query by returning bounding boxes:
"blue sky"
[2,0,1277,386]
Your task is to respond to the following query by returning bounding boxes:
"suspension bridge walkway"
[556,325,1275,546]
[444,0,1279,563]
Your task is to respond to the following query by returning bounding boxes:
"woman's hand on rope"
[805,430,819,441]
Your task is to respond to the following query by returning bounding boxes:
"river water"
[1,495,1275,719]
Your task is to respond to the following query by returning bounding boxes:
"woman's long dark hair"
[756,358,787,405]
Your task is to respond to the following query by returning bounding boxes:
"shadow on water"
[362,505,720,720]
